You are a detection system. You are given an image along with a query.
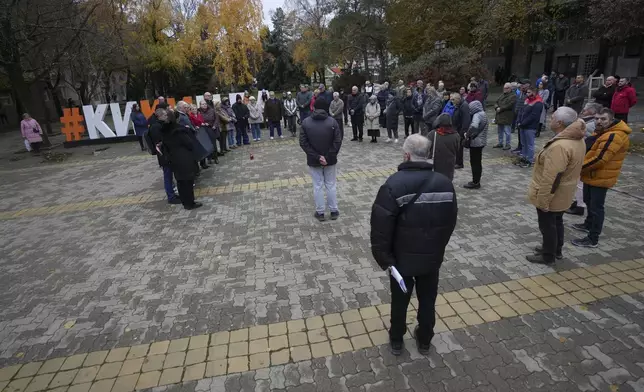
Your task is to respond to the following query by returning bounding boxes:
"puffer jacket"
[385,96,401,129]
[581,120,631,188]
[611,84,637,115]
[299,109,342,167]
[370,161,458,276]
[422,95,443,129]
[365,100,380,130]
[517,96,543,130]
[495,92,517,125]
[452,100,471,136]
[248,102,263,124]
[528,119,587,212]
[467,101,488,148]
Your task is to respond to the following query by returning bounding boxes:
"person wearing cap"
[300,97,343,222]
[427,113,460,181]
[318,84,333,112]
[296,85,313,123]
[283,91,298,137]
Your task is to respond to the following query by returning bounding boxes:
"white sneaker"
[270,137,274,140]
[386,138,392,143]
[394,139,399,143]
[280,135,284,138]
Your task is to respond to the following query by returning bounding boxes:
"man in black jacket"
[450,93,471,169]
[592,76,616,108]
[148,105,181,205]
[553,73,570,110]
[370,134,458,355]
[300,98,343,222]
[347,86,366,141]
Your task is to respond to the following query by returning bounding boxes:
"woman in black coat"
[161,110,203,210]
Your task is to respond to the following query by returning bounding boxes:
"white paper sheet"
[389,266,407,293]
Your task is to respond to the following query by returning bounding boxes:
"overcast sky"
[262,0,284,29]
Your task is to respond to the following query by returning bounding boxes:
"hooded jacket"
[467,101,488,148]
[248,101,263,124]
[452,100,471,136]
[232,97,250,125]
[528,119,587,212]
[422,94,443,128]
[215,101,236,131]
[611,84,637,115]
[581,120,631,188]
[465,90,483,104]
[402,95,414,118]
[427,127,460,180]
[299,109,342,167]
[385,95,401,129]
[364,97,381,130]
[370,161,458,276]
[518,95,543,130]
[495,91,517,125]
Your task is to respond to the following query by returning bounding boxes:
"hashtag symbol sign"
[60,108,85,142]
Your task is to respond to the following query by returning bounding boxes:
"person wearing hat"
[427,113,461,181]
[300,97,343,222]
[283,91,298,137]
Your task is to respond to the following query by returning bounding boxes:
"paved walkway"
[1,114,644,392]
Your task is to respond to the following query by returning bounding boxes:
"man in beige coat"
[526,107,586,264]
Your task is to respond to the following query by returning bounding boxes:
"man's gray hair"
[503,82,512,88]
[583,102,602,115]
[333,92,339,98]
[449,92,461,102]
[176,101,189,112]
[403,134,430,161]
[553,107,578,126]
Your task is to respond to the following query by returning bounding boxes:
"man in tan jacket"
[526,107,587,264]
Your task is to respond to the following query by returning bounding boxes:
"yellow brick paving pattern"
[0,157,514,221]
[1,258,644,392]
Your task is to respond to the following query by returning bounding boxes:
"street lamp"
[435,40,447,82]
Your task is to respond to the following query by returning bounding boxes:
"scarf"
[525,94,543,105]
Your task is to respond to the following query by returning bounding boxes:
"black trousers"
[176,180,195,208]
[469,146,483,184]
[615,113,628,122]
[333,117,344,139]
[404,117,414,136]
[554,91,565,110]
[351,115,364,139]
[30,141,42,153]
[286,115,296,134]
[456,132,464,166]
[536,208,564,260]
[219,131,228,151]
[390,269,440,345]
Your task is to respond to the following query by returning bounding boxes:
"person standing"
[20,113,43,154]
[537,81,550,137]
[199,100,219,164]
[571,108,631,248]
[248,96,263,141]
[370,134,458,355]
[215,99,236,151]
[377,82,391,130]
[422,87,443,134]
[283,92,298,137]
[348,86,366,141]
[592,76,616,108]
[465,83,483,103]
[427,114,460,181]
[300,98,343,222]
[340,88,349,126]
[450,93,471,169]
[526,107,586,264]
[329,92,344,139]
[565,75,587,114]
[148,107,181,205]
[161,110,203,210]
[553,73,570,110]
[463,101,488,189]
[515,87,544,168]
[402,88,415,137]
[611,77,637,122]
[365,95,381,143]
[232,94,250,146]
[412,81,427,135]
[493,83,517,150]
[511,80,530,155]
[296,85,312,123]
[264,92,283,139]
[317,84,333,113]
[130,103,148,151]
[385,93,401,143]
[365,80,374,97]
[188,104,210,170]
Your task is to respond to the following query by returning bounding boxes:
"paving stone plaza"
[1,119,644,392]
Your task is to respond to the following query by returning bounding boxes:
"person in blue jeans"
[515,86,544,168]
[300,98,342,221]
[147,106,181,204]
[493,83,517,150]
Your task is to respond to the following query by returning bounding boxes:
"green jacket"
[495,92,517,125]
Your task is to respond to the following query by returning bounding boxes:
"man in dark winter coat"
[422,88,442,134]
[450,93,471,169]
[317,84,333,113]
[377,82,391,129]
[264,92,284,139]
[553,73,570,110]
[148,105,180,204]
[412,81,427,135]
[296,85,313,122]
[370,134,458,356]
[347,86,366,141]
[592,76,616,108]
[232,94,250,146]
[565,75,588,114]
[300,98,343,222]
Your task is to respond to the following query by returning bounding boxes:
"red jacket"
[611,84,637,114]
[466,90,483,103]
[189,112,204,127]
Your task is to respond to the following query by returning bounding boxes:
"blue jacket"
[131,112,148,136]
[518,98,543,130]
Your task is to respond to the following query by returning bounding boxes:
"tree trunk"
[503,40,514,81]
[378,51,387,81]
[544,46,555,74]
[596,38,610,75]
[523,46,533,79]
[363,51,370,76]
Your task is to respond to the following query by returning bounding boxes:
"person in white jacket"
[365,95,381,143]
[248,96,264,141]
[283,92,298,137]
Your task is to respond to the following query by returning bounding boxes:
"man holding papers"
[370,134,458,356]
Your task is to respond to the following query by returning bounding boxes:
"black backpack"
[143,129,157,155]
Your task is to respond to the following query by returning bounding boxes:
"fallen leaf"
[63,320,76,329]
[559,337,566,343]
[610,384,619,392]
[125,328,131,332]
[15,352,24,358]
[579,305,588,311]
